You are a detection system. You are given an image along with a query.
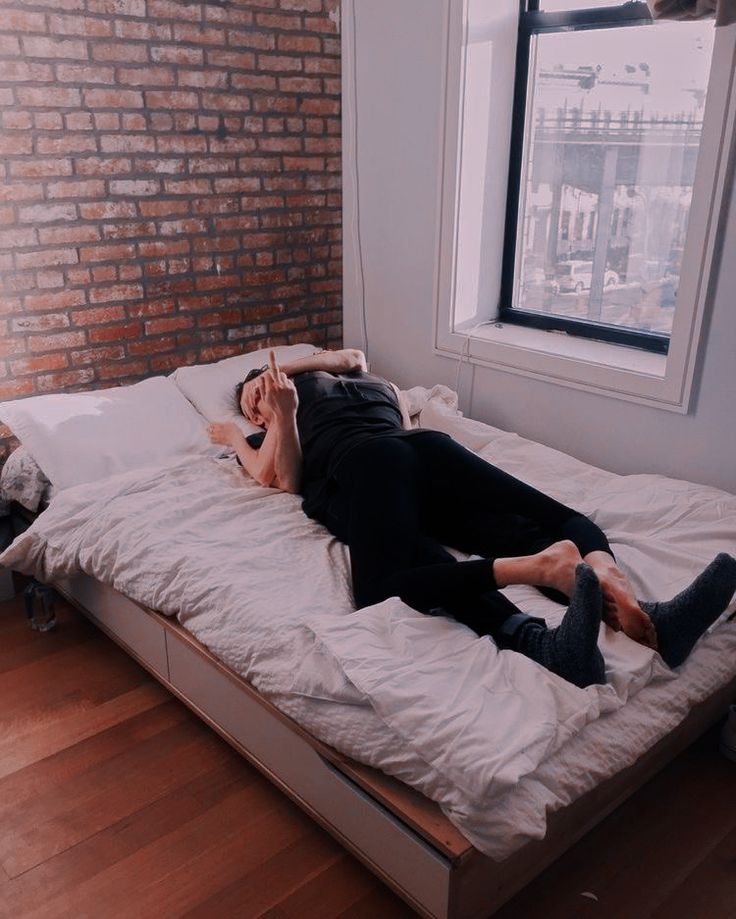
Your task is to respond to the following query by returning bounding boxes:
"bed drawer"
[166,630,451,918]
[55,575,168,679]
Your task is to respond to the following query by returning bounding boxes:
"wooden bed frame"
[42,571,735,919]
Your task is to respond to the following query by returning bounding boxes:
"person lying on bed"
[207,348,736,689]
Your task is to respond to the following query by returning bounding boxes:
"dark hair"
[234,365,267,415]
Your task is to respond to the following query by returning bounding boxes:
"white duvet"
[2,388,735,860]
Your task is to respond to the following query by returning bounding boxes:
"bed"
[1,349,735,919]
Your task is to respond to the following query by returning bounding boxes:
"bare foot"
[538,540,584,597]
[604,598,658,649]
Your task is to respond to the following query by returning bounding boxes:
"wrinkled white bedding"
[2,388,735,860]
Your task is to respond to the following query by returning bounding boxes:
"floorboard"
[1,590,734,919]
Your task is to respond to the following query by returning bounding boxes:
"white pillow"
[0,376,212,491]
[171,343,318,437]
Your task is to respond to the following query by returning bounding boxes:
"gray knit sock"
[514,563,606,688]
[640,552,736,669]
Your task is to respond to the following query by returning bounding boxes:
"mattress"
[2,386,735,860]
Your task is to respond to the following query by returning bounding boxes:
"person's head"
[235,366,269,427]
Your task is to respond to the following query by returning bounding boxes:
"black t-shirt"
[297,370,418,517]
[247,369,418,517]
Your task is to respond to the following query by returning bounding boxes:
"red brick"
[118,66,175,86]
[230,72,277,92]
[24,289,86,311]
[143,316,194,335]
[56,64,116,84]
[0,135,33,156]
[127,298,175,318]
[137,239,189,258]
[163,178,212,195]
[77,157,132,176]
[304,55,340,75]
[255,13,302,31]
[3,10,47,32]
[200,91,254,113]
[93,268,117,285]
[66,268,92,285]
[19,204,78,224]
[127,335,177,356]
[122,113,147,131]
[278,34,321,53]
[0,228,37,249]
[92,43,149,63]
[109,179,160,196]
[148,0,202,21]
[100,135,156,153]
[89,322,143,343]
[79,201,137,220]
[0,379,35,400]
[84,88,144,108]
[11,354,69,375]
[71,306,126,325]
[11,314,70,333]
[0,335,27,358]
[88,0,147,16]
[65,112,95,131]
[38,226,100,245]
[17,87,83,109]
[80,243,137,262]
[150,351,199,373]
[3,111,33,131]
[114,20,171,41]
[279,76,322,94]
[228,30,275,50]
[34,112,64,130]
[172,23,225,45]
[47,180,106,199]
[21,36,88,60]
[37,369,95,392]
[29,331,87,352]
[89,284,143,304]
[71,346,126,365]
[37,136,97,154]
[49,14,114,37]
[10,160,73,179]
[176,69,229,89]
[151,45,204,65]
[155,135,207,154]
[3,61,54,83]
[98,360,148,380]
[145,90,200,110]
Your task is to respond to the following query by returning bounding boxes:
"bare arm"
[279,348,367,377]
[209,353,303,493]
[390,383,412,431]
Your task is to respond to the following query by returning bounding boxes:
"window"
[501,2,715,355]
[435,0,735,410]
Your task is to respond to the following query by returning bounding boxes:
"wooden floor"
[1,590,734,919]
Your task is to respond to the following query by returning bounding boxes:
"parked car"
[551,261,619,294]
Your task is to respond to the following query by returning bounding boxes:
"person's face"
[240,375,271,427]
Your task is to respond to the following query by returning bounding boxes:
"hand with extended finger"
[260,351,298,421]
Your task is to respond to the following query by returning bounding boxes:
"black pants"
[317,431,612,642]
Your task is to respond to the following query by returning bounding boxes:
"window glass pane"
[514,22,714,336]
[539,1,630,10]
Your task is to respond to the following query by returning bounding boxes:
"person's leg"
[639,553,736,667]
[408,431,612,562]
[326,438,606,686]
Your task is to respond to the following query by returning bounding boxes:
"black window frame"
[499,1,675,355]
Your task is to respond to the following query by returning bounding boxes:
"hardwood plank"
[0,759,254,918]
[337,885,417,919]
[24,784,308,919]
[182,833,344,919]
[259,855,395,919]
[0,682,170,782]
[1,717,237,877]
[0,594,96,674]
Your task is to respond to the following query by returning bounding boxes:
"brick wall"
[0,0,342,462]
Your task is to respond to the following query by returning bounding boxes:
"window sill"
[434,320,689,412]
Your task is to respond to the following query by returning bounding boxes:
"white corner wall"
[342,0,736,494]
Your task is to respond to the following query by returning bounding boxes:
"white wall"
[343,0,736,494]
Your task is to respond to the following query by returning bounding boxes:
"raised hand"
[259,350,298,421]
